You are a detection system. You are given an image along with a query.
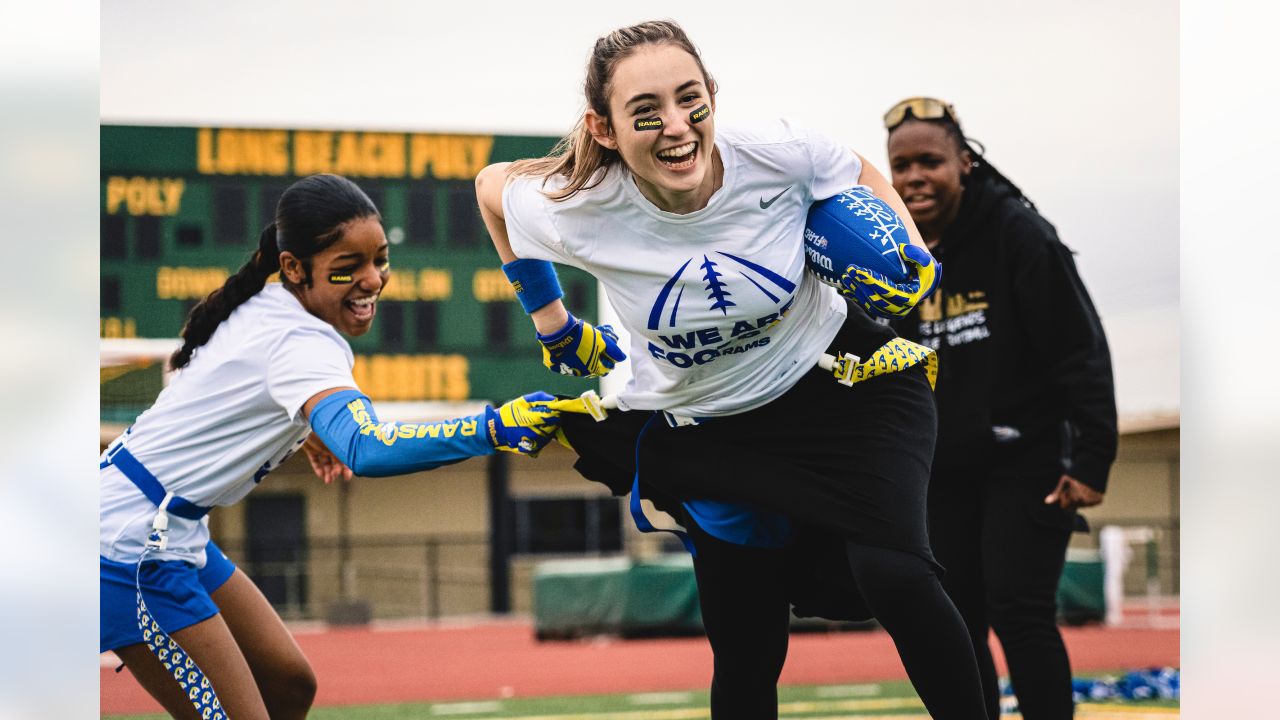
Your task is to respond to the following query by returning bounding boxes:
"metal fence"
[212,518,1179,624]
[215,534,491,621]
[1080,518,1180,596]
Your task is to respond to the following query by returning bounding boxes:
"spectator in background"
[882,96,1119,719]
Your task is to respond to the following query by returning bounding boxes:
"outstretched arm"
[300,387,561,477]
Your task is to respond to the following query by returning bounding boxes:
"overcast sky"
[101,0,1179,418]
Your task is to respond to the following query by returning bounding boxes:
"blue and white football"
[804,186,910,287]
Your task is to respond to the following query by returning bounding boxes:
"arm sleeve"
[1008,218,1118,492]
[502,175,579,266]
[267,329,358,421]
[805,126,863,201]
[309,390,495,477]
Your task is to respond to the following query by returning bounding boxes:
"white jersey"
[100,283,356,565]
[504,119,861,417]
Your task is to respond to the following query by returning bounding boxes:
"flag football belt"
[100,442,225,718]
[100,443,212,521]
[659,336,939,427]
[622,337,936,556]
[819,336,938,392]
[555,337,939,556]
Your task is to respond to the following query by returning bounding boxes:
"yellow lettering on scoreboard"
[374,269,453,302]
[293,131,414,178]
[100,317,138,338]
[105,177,186,216]
[293,131,334,176]
[409,134,495,180]
[378,270,421,301]
[195,128,494,180]
[352,354,470,401]
[156,266,231,300]
[417,269,452,301]
[472,269,517,302]
[197,129,290,176]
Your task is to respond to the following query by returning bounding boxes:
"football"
[803,186,911,287]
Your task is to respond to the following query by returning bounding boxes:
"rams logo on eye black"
[328,274,354,284]
[689,104,710,124]
[635,117,663,131]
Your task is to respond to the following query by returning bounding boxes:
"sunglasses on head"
[883,97,961,130]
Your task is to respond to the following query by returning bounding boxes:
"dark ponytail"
[169,174,380,370]
[960,137,1037,211]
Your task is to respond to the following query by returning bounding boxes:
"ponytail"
[169,224,282,370]
[169,173,378,370]
[964,142,1037,211]
[509,119,619,200]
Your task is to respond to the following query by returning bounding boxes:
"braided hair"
[170,174,379,370]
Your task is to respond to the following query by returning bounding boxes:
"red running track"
[101,620,1179,715]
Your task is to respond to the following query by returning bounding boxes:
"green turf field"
[106,678,1179,719]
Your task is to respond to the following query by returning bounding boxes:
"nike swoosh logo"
[759,186,792,209]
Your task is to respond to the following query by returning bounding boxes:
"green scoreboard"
[101,125,600,406]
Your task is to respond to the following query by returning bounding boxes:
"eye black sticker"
[328,274,354,284]
[634,117,663,131]
[689,104,711,124]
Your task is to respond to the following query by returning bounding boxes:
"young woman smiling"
[476,21,988,720]
[100,174,564,719]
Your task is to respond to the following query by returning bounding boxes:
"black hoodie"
[890,173,1118,492]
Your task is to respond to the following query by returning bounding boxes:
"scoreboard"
[101,125,601,405]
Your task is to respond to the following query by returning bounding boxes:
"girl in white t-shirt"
[100,174,562,720]
[476,20,987,720]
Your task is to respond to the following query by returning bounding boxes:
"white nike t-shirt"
[100,283,357,565]
[504,119,861,417]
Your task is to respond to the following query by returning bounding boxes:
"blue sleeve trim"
[309,390,495,477]
[502,258,563,314]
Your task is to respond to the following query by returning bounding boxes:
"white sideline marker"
[628,691,695,705]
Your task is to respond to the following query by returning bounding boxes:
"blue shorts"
[100,540,237,653]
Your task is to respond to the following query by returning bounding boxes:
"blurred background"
[15,0,1256,716]
[97,0,1179,628]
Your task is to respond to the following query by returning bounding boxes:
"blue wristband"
[502,259,563,314]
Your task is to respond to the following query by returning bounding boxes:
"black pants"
[559,311,988,718]
[688,520,988,720]
[929,469,1076,720]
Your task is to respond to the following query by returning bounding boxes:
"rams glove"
[839,243,941,319]
[485,392,561,455]
[537,312,627,378]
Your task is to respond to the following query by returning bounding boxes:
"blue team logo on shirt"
[646,253,796,368]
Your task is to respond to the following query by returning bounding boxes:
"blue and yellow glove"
[537,312,627,378]
[485,392,561,455]
[839,243,941,319]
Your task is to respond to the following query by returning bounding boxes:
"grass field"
[105,678,1179,719]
